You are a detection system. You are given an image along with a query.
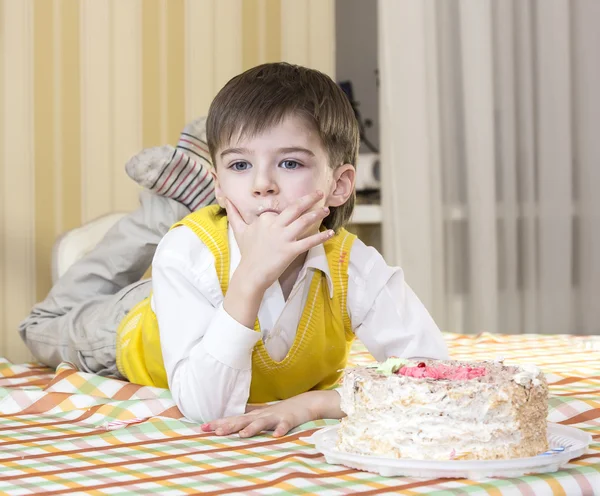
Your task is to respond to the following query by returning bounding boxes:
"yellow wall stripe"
[2,0,36,362]
[80,1,112,222]
[34,0,56,301]
[213,0,243,91]
[281,0,309,67]
[166,0,185,144]
[52,0,63,237]
[111,0,143,213]
[265,0,281,63]
[142,0,161,147]
[242,0,260,70]
[308,0,335,77]
[184,0,215,121]
[60,0,81,232]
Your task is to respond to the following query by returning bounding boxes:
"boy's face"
[213,114,345,227]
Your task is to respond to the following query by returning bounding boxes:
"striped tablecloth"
[0,333,598,495]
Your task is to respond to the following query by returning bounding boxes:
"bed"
[0,332,598,494]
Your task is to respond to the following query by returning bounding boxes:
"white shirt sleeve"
[347,239,449,362]
[151,226,261,423]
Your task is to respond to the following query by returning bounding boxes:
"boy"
[20,63,447,438]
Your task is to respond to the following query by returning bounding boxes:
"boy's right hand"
[201,389,344,438]
[226,191,334,293]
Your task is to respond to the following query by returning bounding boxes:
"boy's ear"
[211,170,227,208]
[327,164,356,207]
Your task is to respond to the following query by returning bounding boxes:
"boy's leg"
[18,192,187,373]
[21,279,152,376]
[125,116,215,212]
[22,191,188,317]
[23,115,212,318]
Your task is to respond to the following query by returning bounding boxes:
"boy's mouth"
[256,206,281,216]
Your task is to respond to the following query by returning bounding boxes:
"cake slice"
[337,358,548,460]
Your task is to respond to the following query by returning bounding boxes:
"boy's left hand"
[201,390,344,438]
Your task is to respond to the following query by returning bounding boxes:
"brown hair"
[206,62,359,232]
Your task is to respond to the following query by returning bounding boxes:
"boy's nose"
[252,171,278,196]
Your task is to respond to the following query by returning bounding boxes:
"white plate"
[306,423,592,479]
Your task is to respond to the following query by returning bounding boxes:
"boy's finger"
[273,419,293,437]
[294,229,335,255]
[286,207,330,240]
[203,413,246,434]
[238,415,275,438]
[277,190,324,226]
[214,416,254,436]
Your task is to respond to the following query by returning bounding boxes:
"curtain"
[378,0,600,335]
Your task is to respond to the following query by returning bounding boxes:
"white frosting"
[513,364,541,386]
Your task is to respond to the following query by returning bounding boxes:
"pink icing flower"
[396,364,487,380]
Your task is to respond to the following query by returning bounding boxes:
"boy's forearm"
[223,266,267,329]
[318,390,346,419]
[304,390,345,421]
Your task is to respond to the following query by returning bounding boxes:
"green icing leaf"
[376,357,409,375]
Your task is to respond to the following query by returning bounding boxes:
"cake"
[337,358,548,460]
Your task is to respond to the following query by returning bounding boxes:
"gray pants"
[18,191,189,377]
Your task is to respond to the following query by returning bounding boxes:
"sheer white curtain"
[378,0,600,335]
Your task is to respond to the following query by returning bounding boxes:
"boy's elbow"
[177,398,243,424]
[171,376,244,424]
[168,357,250,423]
[178,404,205,424]
[173,388,224,424]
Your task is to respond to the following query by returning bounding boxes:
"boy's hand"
[226,191,334,292]
[201,390,344,438]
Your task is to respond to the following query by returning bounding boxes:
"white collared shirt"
[151,225,448,423]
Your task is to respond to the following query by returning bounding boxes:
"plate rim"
[310,422,592,470]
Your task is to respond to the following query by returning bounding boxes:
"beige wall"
[0,0,335,362]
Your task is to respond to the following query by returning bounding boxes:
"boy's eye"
[280,160,301,170]
[231,161,251,171]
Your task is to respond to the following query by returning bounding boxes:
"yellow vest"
[116,205,356,403]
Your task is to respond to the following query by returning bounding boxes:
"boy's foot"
[125,117,215,212]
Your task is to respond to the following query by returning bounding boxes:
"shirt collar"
[301,242,334,298]
[227,224,334,298]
